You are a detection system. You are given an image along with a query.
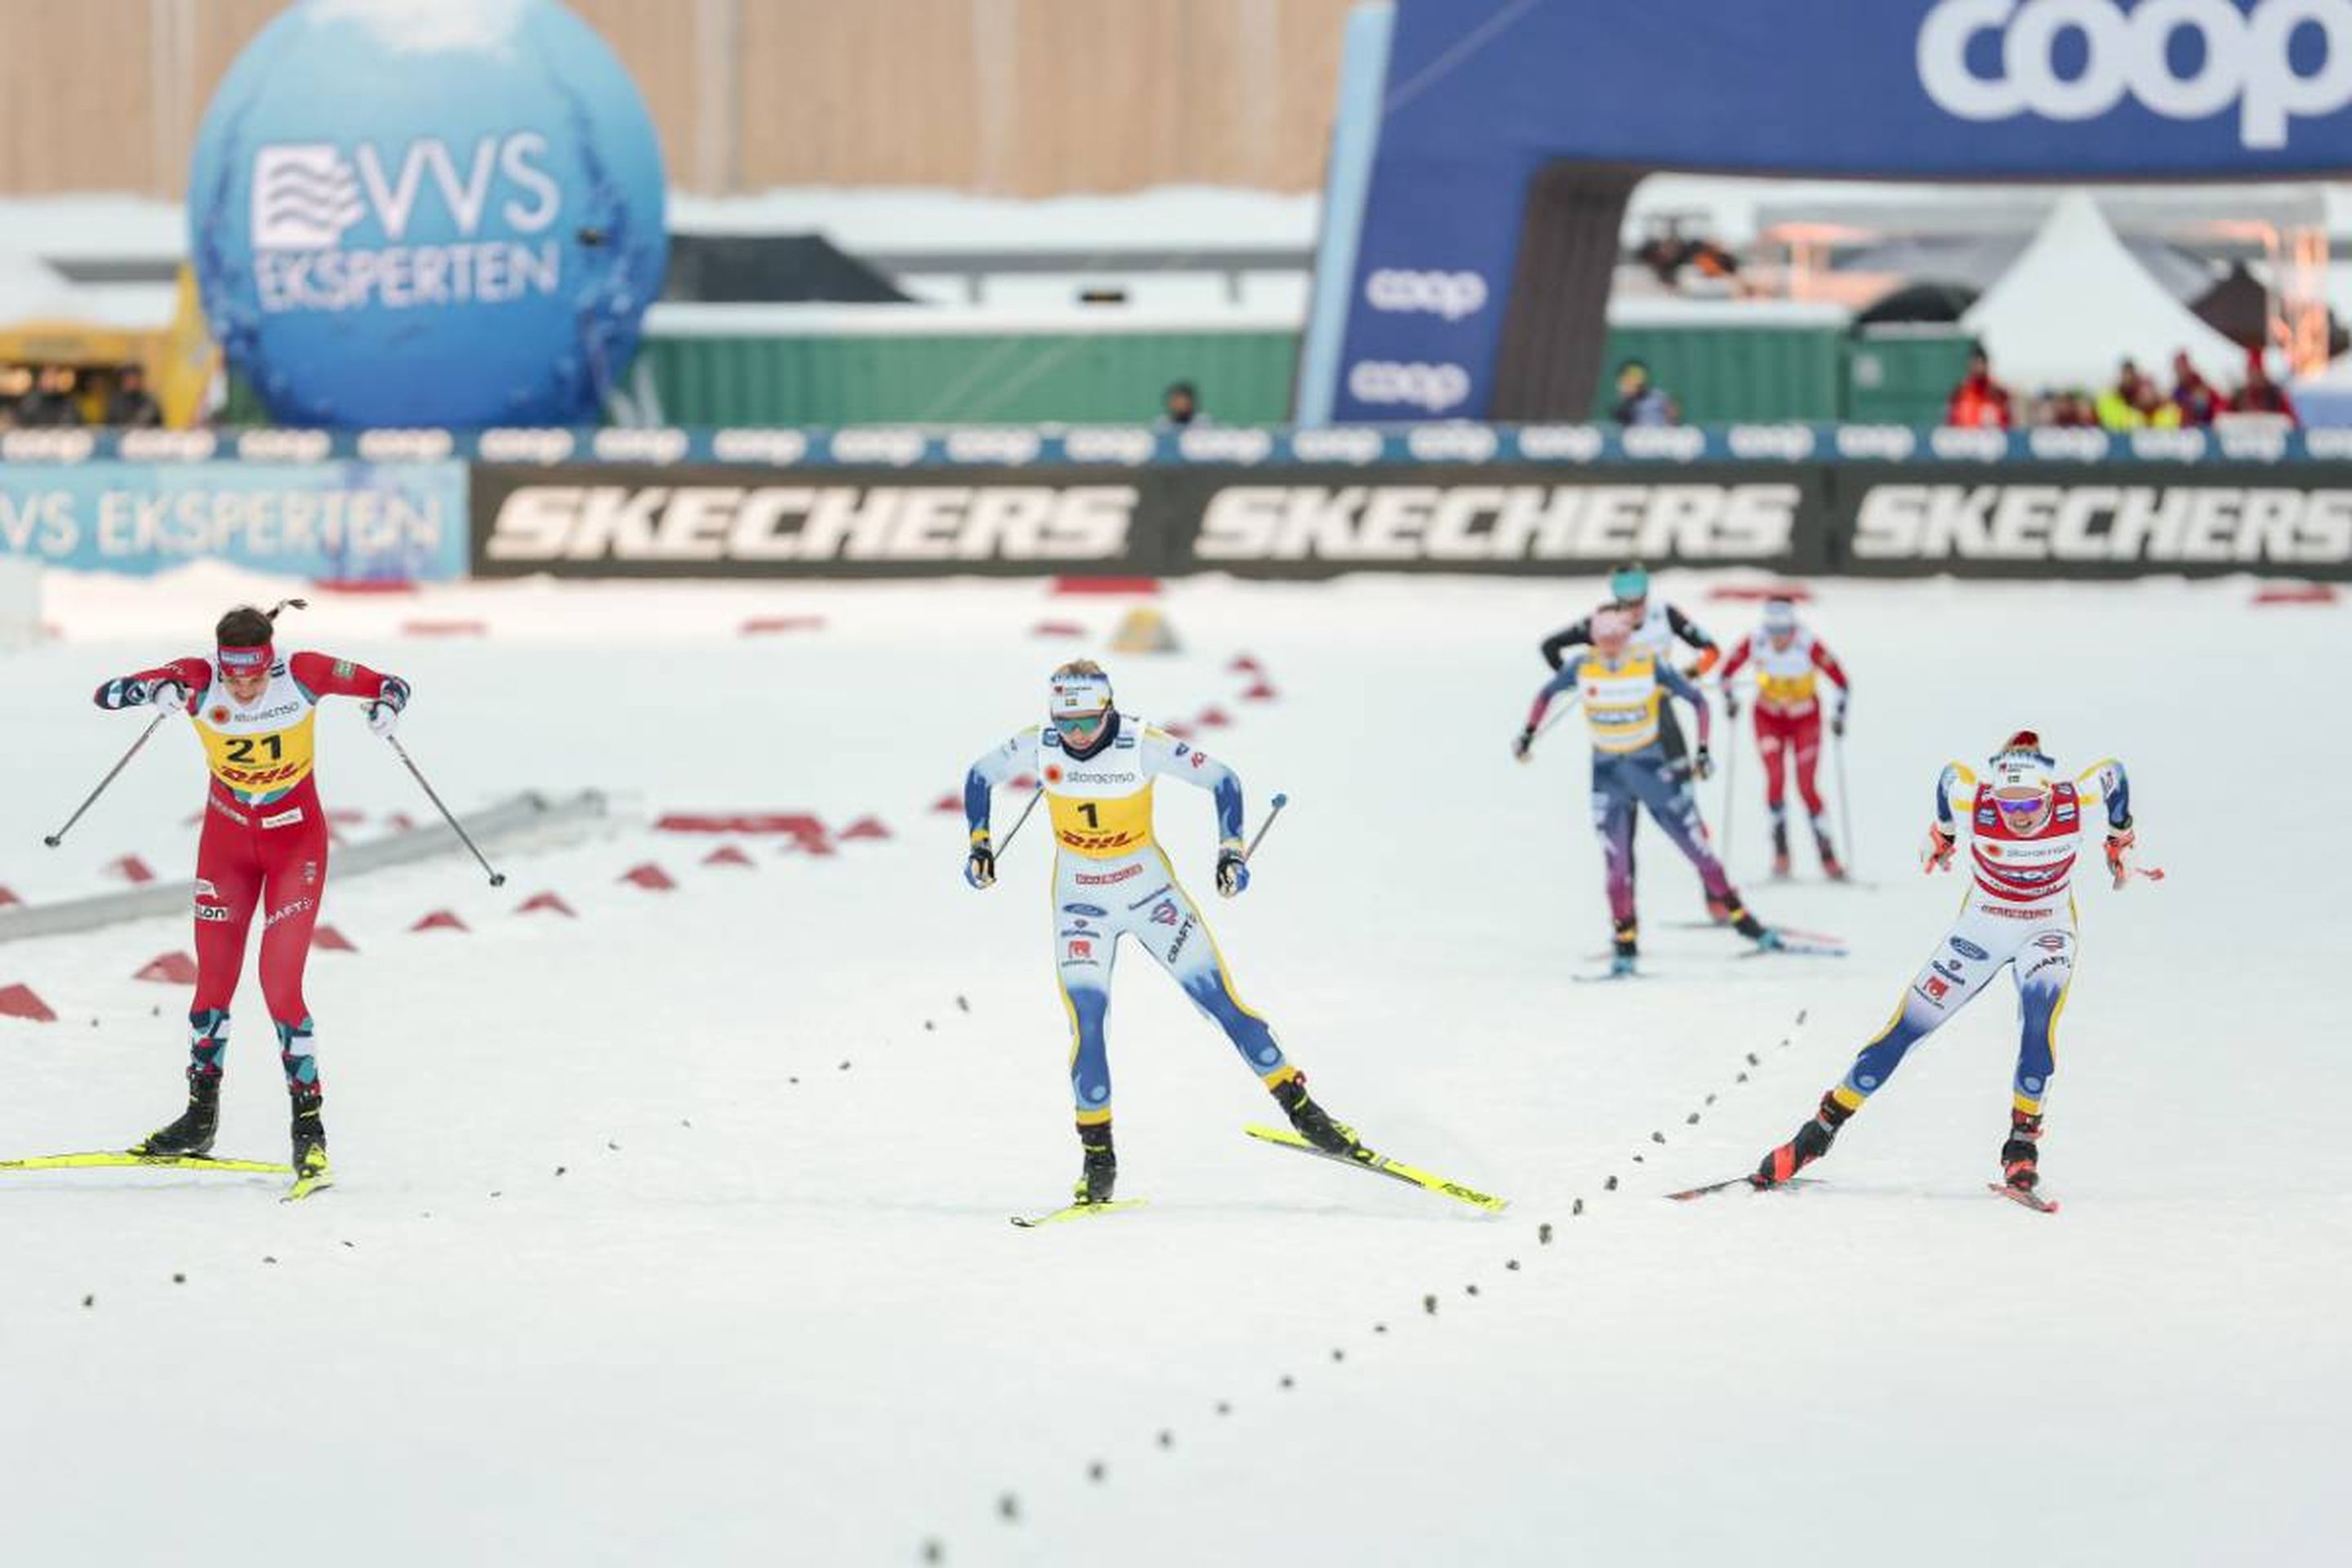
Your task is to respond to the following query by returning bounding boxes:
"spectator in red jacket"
[2233,350,2298,424]
[2170,352,2222,426]
[1944,348,2013,429]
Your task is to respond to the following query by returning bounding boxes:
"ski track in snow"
[1,568,2346,1566]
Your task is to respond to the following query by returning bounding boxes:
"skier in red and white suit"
[1717,596,1851,879]
[92,601,409,1179]
[1749,731,2140,1197]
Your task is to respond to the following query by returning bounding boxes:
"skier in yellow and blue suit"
[1516,608,1783,977]
[963,660,1357,1205]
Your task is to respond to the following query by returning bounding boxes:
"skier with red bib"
[92,601,410,1187]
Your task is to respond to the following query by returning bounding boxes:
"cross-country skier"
[91,601,411,1187]
[962,661,1354,1205]
[1514,608,1783,976]
[1539,563,1731,919]
[1717,595,1852,879]
[1749,731,2138,1198]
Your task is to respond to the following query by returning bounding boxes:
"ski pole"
[1242,792,1290,861]
[385,735,506,886]
[996,786,1045,853]
[1720,695,1739,868]
[1834,724,1855,876]
[45,711,168,848]
[1533,693,1582,744]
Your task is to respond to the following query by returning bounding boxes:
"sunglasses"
[1993,791,2049,817]
[1054,711,1108,740]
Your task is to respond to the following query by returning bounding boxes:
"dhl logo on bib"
[1049,787,1156,859]
[196,708,319,801]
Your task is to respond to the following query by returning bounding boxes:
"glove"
[1831,706,1847,739]
[1511,727,1534,763]
[1215,842,1250,898]
[2105,826,2135,889]
[1723,693,1740,720]
[964,836,996,890]
[1923,823,1956,875]
[366,675,410,739]
[1691,746,1714,781]
[145,679,187,717]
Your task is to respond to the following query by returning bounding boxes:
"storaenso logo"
[1363,270,1490,320]
[1854,483,2352,564]
[1918,0,2352,149]
[488,484,1137,564]
[1197,483,1799,564]
[1347,361,1473,414]
[251,134,564,312]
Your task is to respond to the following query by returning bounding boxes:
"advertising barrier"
[3,423,2348,582]
[0,460,469,581]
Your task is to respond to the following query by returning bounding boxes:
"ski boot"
[289,1089,330,1183]
[1715,893,1776,950]
[1815,817,1846,881]
[1771,819,1793,879]
[1999,1109,2042,1192]
[131,1073,221,1158]
[1073,1120,1116,1205]
[1753,1092,1851,1187]
[1272,1073,1358,1156]
[1610,916,1640,977]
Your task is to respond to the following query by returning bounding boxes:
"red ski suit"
[1718,630,1849,817]
[96,651,400,1082]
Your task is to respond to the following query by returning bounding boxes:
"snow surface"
[2,567,2346,1566]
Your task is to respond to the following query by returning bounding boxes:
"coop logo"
[1347,360,1473,414]
[1917,0,2352,150]
[1853,483,2352,565]
[248,132,564,314]
[1196,483,1801,564]
[483,483,1137,569]
[1363,269,1489,321]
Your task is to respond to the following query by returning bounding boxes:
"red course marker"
[516,893,577,918]
[411,910,469,933]
[703,845,756,867]
[134,952,199,984]
[0,983,57,1022]
[314,925,359,952]
[620,863,679,890]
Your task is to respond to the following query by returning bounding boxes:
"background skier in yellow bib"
[962,661,1355,1207]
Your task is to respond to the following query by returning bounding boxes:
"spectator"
[16,364,83,427]
[2169,352,2221,427]
[1944,348,2013,429]
[2094,359,2148,429]
[2132,377,2182,430]
[2233,350,2298,425]
[1158,380,1200,429]
[106,365,163,429]
[1611,359,1680,426]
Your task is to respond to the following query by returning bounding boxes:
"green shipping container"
[640,321,1299,427]
[1842,329,1979,425]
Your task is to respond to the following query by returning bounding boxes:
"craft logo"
[249,133,564,314]
[1918,0,2352,149]
[1196,483,1800,564]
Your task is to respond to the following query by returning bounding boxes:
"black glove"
[1215,845,1250,898]
[1511,727,1534,763]
[964,838,996,890]
[1831,706,1847,739]
[1724,693,1740,720]
[1692,746,1715,781]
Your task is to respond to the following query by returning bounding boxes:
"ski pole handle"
[46,710,168,848]
[386,734,506,886]
[1242,791,1290,862]
[995,786,1045,854]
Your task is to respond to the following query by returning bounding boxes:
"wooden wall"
[0,0,1356,198]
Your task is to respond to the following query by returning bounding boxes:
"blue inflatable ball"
[188,0,668,429]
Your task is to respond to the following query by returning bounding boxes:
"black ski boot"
[1073,1120,1116,1205]
[1771,819,1793,878]
[1272,1073,1357,1156]
[289,1089,330,1182]
[1999,1109,2042,1192]
[132,1074,221,1157]
[1754,1091,1851,1187]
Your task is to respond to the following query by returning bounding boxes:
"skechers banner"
[470,464,1827,578]
[189,0,667,429]
[0,462,468,580]
[1323,2,2352,423]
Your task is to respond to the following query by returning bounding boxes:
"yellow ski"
[1244,1125,1508,1213]
[1009,1198,1145,1228]
[0,1151,291,1174]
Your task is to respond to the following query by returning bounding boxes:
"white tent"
[1961,192,2242,393]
